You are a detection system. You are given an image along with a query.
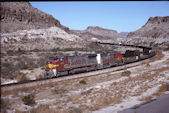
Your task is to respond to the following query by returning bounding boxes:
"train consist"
[44,48,156,78]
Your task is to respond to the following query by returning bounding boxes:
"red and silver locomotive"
[45,52,124,78]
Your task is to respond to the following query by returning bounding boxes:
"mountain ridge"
[0,2,69,33]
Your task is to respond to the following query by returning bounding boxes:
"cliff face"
[127,16,169,38]
[0,2,69,33]
[69,26,121,42]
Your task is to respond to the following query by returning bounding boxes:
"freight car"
[123,49,156,64]
[44,52,124,78]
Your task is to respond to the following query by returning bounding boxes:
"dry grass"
[140,95,154,101]
[146,62,150,67]
[36,74,44,79]
[140,83,169,102]
[81,89,93,95]
[17,74,30,82]
[158,83,169,92]
[149,50,164,62]
[68,107,84,113]
[1,98,11,112]
[30,104,60,113]
[90,94,123,111]
[52,88,68,94]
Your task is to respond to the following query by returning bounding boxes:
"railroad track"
[1,48,156,92]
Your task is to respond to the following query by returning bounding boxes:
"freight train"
[44,47,156,78]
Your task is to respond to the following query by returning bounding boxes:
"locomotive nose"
[45,61,52,70]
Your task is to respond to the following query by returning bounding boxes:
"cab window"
[49,57,58,61]
[54,57,58,61]
[60,57,64,61]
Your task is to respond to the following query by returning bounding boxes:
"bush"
[30,104,50,113]
[1,62,18,78]
[1,98,10,110]
[37,57,46,67]
[121,70,131,77]
[81,89,93,95]
[17,74,29,82]
[69,107,82,113]
[6,50,15,56]
[159,83,169,92]
[146,63,150,67]
[51,48,61,52]
[52,88,68,94]
[36,74,44,80]
[79,79,87,85]
[22,94,36,106]
[16,56,39,70]
[7,49,26,56]
[165,44,169,50]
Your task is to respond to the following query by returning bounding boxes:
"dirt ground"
[1,50,169,113]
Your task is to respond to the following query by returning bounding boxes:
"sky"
[30,1,169,33]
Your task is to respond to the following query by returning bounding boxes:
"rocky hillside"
[125,16,169,49]
[119,32,128,37]
[127,16,169,38]
[0,2,69,33]
[69,26,122,42]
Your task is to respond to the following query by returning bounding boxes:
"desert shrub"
[140,95,153,101]
[81,89,93,95]
[68,107,82,113]
[51,48,61,52]
[159,83,169,92]
[88,42,99,50]
[1,62,18,78]
[7,49,26,56]
[79,79,87,85]
[31,48,41,52]
[146,63,150,67]
[22,94,36,106]
[52,88,68,94]
[16,56,39,70]
[37,57,46,67]
[73,51,79,56]
[36,74,44,79]
[30,104,50,113]
[6,50,15,56]
[16,48,26,55]
[17,74,29,82]
[121,70,131,77]
[165,44,169,50]
[1,98,10,110]
[62,48,75,51]
[150,42,154,47]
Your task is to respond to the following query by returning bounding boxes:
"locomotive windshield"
[49,57,58,61]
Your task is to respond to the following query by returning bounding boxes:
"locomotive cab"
[45,56,68,77]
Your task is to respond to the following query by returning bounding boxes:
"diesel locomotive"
[44,52,124,78]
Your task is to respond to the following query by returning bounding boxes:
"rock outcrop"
[69,26,121,42]
[125,16,169,49]
[0,2,69,33]
[127,16,169,38]
[1,26,85,52]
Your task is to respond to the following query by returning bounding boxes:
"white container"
[96,53,102,65]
